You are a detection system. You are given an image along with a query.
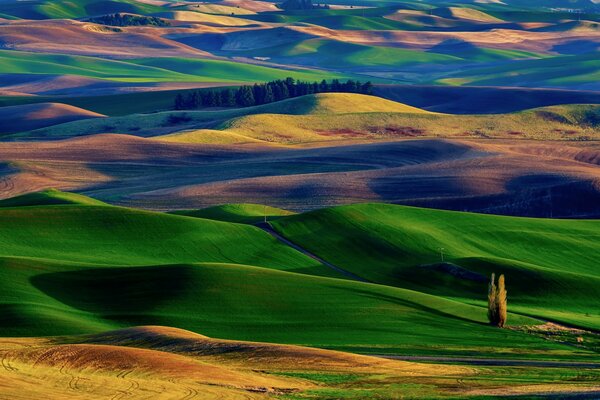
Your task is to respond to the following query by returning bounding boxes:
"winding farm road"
[256,222,370,283]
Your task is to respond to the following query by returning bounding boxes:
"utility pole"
[439,247,445,263]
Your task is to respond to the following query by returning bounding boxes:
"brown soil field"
[0,103,105,133]
[0,134,598,217]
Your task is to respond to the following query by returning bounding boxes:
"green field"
[0,50,349,84]
[0,0,165,19]
[171,203,295,224]
[0,191,598,363]
[231,38,466,69]
[436,52,600,88]
[272,203,600,330]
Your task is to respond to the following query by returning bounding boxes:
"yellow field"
[0,326,470,399]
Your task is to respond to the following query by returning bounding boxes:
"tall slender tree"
[487,273,497,326]
[496,274,507,328]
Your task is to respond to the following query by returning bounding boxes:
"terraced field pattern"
[0,0,599,398]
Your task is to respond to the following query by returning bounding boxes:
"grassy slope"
[14,92,427,139]
[437,52,600,88]
[0,50,347,84]
[171,203,295,224]
[0,188,106,207]
[0,204,332,276]
[272,204,600,330]
[3,256,580,359]
[0,193,595,361]
[0,0,165,19]
[234,38,464,69]
[128,57,349,82]
[183,103,599,144]
[14,93,600,141]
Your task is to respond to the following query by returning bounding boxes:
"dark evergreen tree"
[174,78,377,109]
[263,85,275,104]
[222,89,236,107]
[331,79,341,91]
[319,79,329,93]
[237,86,256,107]
[361,81,373,95]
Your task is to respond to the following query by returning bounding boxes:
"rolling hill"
[0,50,347,84]
[171,203,295,224]
[0,192,597,364]
[0,0,165,20]
[0,102,104,134]
[0,0,599,398]
[272,203,600,330]
[12,93,597,141]
[437,52,600,91]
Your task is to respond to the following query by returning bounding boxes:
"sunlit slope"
[2,256,572,359]
[0,50,347,83]
[155,11,258,26]
[0,325,475,400]
[272,203,600,330]
[0,188,106,207]
[19,93,430,140]
[175,103,598,145]
[0,200,329,276]
[0,193,593,360]
[172,203,295,224]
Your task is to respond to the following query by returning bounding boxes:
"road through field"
[257,222,370,282]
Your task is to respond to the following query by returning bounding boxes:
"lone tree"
[487,273,497,325]
[487,273,507,327]
[496,275,507,328]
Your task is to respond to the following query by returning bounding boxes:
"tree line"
[87,13,170,27]
[174,78,374,110]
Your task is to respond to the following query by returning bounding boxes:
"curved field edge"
[2,256,586,361]
[12,94,599,142]
[271,203,600,331]
[5,325,597,399]
[0,194,596,361]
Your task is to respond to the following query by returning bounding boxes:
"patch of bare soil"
[511,322,600,353]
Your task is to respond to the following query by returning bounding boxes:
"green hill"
[0,0,165,19]
[0,191,597,361]
[272,203,600,330]
[436,52,600,89]
[4,257,567,359]
[0,200,330,277]
[172,204,295,224]
[0,189,106,207]
[0,50,347,84]
[234,38,464,69]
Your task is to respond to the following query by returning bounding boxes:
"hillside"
[0,188,106,207]
[0,0,599,398]
[172,203,295,224]
[14,92,597,142]
[0,193,597,365]
[272,203,600,330]
[0,201,329,276]
[0,102,104,134]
